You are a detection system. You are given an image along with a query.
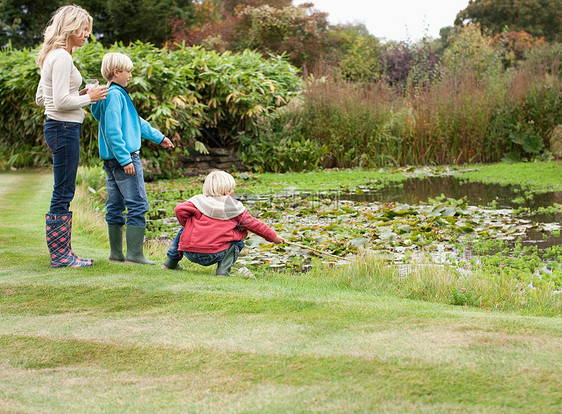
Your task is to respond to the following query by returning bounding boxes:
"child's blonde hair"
[101,53,134,82]
[36,5,93,68]
[203,171,236,197]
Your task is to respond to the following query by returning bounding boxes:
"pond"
[326,176,562,249]
[147,174,562,290]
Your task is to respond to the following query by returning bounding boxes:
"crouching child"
[163,170,284,276]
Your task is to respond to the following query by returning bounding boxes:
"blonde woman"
[36,5,108,268]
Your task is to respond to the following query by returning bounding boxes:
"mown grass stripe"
[1,334,559,411]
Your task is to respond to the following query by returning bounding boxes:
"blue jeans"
[103,154,149,227]
[184,241,245,267]
[166,228,245,266]
[166,227,184,261]
[44,118,81,214]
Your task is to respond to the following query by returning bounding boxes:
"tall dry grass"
[300,78,409,168]
[297,56,560,168]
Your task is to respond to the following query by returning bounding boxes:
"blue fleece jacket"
[91,83,164,166]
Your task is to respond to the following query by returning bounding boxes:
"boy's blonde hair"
[101,52,134,82]
[203,171,236,197]
[36,5,93,68]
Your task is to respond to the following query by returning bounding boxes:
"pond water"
[148,174,561,279]
[280,176,562,250]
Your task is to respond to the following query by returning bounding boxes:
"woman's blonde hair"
[36,5,92,68]
[101,53,134,81]
[203,171,236,197]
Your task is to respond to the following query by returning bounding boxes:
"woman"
[36,5,108,268]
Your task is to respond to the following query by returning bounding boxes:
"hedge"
[0,40,301,176]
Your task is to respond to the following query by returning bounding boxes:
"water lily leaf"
[350,237,369,247]
[441,207,457,217]
[245,236,262,247]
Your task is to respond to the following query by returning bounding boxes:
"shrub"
[236,102,328,172]
[0,40,301,176]
[487,57,562,162]
[295,43,559,168]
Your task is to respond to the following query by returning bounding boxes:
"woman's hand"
[274,235,285,244]
[87,84,109,102]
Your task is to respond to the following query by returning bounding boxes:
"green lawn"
[0,171,561,413]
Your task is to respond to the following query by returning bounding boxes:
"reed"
[296,55,560,168]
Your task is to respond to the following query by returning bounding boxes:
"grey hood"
[188,194,245,220]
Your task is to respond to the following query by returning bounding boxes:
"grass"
[458,161,562,192]
[1,171,561,413]
[162,168,415,196]
[162,161,562,195]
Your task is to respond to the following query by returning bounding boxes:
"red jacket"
[175,201,277,253]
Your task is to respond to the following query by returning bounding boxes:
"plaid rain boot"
[45,212,93,268]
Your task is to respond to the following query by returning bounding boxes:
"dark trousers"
[44,118,81,215]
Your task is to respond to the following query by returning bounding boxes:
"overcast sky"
[294,0,470,42]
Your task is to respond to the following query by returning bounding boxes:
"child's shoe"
[162,258,182,270]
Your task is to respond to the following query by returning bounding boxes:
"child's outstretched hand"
[274,235,285,244]
[161,137,175,149]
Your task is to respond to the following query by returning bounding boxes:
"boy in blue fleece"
[91,52,175,265]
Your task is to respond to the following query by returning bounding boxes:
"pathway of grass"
[0,172,561,413]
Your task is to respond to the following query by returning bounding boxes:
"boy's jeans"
[166,228,245,266]
[44,118,81,215]
[103,153,149,227]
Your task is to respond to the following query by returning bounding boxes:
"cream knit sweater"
[35,49,91,123]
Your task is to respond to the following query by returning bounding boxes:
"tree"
[493,30,545,67]
[440,24,503,79]
[82,0,195,46]
[175,2,337,69]
[0,0,64,48]
[335,23,381,82]
[221,0,291,13]
[0,0,196,48]
[455,0,561,42]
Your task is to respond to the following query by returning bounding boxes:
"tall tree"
[0,0,196,48]
[0,0,64,48]
[176,2,337,69]
[222,0,291,13]
[83,0,195,46]
[455,0,561,42]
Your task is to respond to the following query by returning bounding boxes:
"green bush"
[236,103,328,172]
[487,59,562,162]
[0,41,301,176]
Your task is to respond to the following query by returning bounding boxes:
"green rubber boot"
[216,244,237,276]
[108,225,125,262]
[125,225,155,265]
[162,257,182,270]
